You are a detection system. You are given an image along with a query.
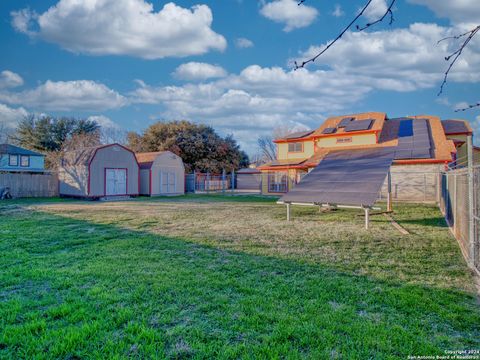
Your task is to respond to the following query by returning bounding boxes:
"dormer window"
[288,142,303,152]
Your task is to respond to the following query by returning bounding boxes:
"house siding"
[277,141,315,160]
[316,133,377,148]
[0,154,45,172]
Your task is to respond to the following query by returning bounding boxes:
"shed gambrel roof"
[0,144,44,156]
[135,151,168,169]
[62,143,134,166]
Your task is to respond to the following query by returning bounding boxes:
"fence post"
[467,135,475,266]
[387,171,392,212]
[453,172,457,235]
[222,169,226,194]
[206,172,210,194]
[231,169,235,193]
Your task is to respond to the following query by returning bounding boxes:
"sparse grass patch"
[0,195,478,359]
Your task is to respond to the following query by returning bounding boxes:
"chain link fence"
[439,165,480,273]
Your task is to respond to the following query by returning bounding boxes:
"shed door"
[161,171,176,193]
[106,169,127,195]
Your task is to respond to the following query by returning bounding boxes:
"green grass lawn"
[0,195,479,359]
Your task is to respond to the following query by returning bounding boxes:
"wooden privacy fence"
[0,172,58,198]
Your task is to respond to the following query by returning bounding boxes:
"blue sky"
[0,0,479,154]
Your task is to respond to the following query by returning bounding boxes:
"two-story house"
[258,112,467,199]
[0,144,46,172]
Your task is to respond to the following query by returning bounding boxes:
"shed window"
[268,171,288,193]
[288,142,303,152]
[9,155,18,166]
[20,155,30,167]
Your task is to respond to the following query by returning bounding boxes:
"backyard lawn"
[0,195,479,359]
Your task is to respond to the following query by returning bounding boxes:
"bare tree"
[257,136,277,162]
[0,123,13,144]
[296,1,479,110]
[100,127,128,145]
[295,0,396,69]
[48,131,101,171]
[257,126,306,163]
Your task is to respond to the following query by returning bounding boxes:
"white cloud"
[0,80,127,111]
[332,4,344,17]
[129,65,371,150]
[0,71,24,89]
[454,101,470,111]
[407,0,480,25]
[173,62,227,81]
[297,23,480,92]
[87,115,121,130]
[235,37,254,49]
[363,0,388,22]
[11,0,226,59]
[0,103,28,130]
[260,0,318,32]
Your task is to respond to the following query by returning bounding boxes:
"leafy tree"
[15,115,100,153]
[128,120,249,173]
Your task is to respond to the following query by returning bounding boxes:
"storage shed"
[59,143,139,198]
[136,151,185,196]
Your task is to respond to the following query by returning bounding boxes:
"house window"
[288,142,303,152]
[336,137,352,144]
[268,171,288,193]
[8,155,18,166]
[20,155,30,167]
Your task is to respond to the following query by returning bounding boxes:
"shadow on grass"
[0,208,479,359]
[395,216,449,228]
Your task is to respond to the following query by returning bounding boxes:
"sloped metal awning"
[279,147,396,207]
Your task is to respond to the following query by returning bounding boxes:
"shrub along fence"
[0,172,58,198]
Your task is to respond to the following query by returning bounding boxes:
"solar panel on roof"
[344,119,374,132]
[322,127,337,134]
[279,147,395,207]
[284,130,314,140]
[337,117,355,127]
[395,119,432,160]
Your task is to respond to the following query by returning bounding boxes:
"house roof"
[262,113,459,170]
[135,151,167,169]
[0,144,44,157]
[441,119,472,135]
[236,167,261,174]
[312,112,387,138]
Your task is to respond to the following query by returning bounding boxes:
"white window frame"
[9,155,18,166]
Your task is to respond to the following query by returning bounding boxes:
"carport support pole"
[387,171,392,212]
[287,203,291,222]
[364,208,369,230]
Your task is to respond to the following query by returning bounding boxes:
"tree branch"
[454,102,480,112]
[437,25,480,96]
[295,0,396,69]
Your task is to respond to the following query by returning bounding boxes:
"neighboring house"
[136,151,185,196]
[0,144,45,172]
[441,120,480,165]
[59,143,139,199]
[258,112,466,201]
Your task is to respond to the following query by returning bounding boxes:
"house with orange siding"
[258,112,470,199]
